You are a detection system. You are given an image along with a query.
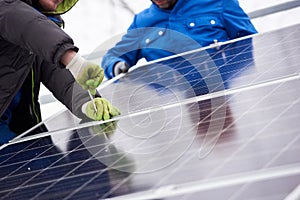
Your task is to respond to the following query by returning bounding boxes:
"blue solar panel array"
[0,24,299,200]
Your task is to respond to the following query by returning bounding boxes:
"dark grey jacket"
[0,0,88,134]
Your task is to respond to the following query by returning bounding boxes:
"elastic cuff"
[66,53,85,78]
[81,101,89,115]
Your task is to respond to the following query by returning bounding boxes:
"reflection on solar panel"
[1,24,300,200]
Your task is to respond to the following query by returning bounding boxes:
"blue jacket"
[102,0,257,79]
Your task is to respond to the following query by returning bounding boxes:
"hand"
[113,61,129,76]
[91,120,118,138]
[66,53,104,95]
[83,97,120,121]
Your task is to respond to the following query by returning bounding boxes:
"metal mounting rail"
[248,1,300,19]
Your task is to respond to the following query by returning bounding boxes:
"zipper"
[31,67,40,124]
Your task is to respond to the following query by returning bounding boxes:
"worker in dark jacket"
[0,0,119,144]
[101,0,257,79]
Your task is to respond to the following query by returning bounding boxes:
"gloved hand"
[66,53,104,95]
[113,61,129,76]
[91,120,118,138]
[82,97,120,121]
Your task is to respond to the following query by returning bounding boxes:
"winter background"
[40,0,300,120]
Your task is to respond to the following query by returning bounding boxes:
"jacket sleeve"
[222,0,258,39]
[0,0,77,64]
[40,60,90,119]
[101,16,142,79]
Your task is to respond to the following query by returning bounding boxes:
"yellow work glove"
[91,120,118,138]
[82,97,120,121]
[66,53,104,95]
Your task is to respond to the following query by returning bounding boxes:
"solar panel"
[0,23,300,200]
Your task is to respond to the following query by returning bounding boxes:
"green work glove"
[82,97,120,121]
[66,53,104,95]
[91,120,118,138]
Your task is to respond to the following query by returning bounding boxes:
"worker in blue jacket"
[101,0,257,87]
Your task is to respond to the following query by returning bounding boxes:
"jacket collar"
[151,0,185,13]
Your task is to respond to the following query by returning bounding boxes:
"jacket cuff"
[104,58,126,79]
[55,44,79,67]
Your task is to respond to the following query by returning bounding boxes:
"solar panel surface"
[0,24,299,200]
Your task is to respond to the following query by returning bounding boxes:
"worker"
[0,0,119,144]
[101,0,257,85]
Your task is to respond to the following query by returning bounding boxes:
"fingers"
[98,70,104,84]
[120,63,129,73]
[91,120,118,137]
[87,98,121,121]
[85,75,103,88]
[85,67,104,86]
[102,100,110,121]
[101,98,119,117]
[90,89,96,96]
[85,98,121,121]
[86,102,100,120]
[94,98,104,120]
[85,79,95,86]
[76,63,104,93]
[102,121,118,135]
[114,62,129,76]
[102,98,121,117]
[111,106,121,117]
